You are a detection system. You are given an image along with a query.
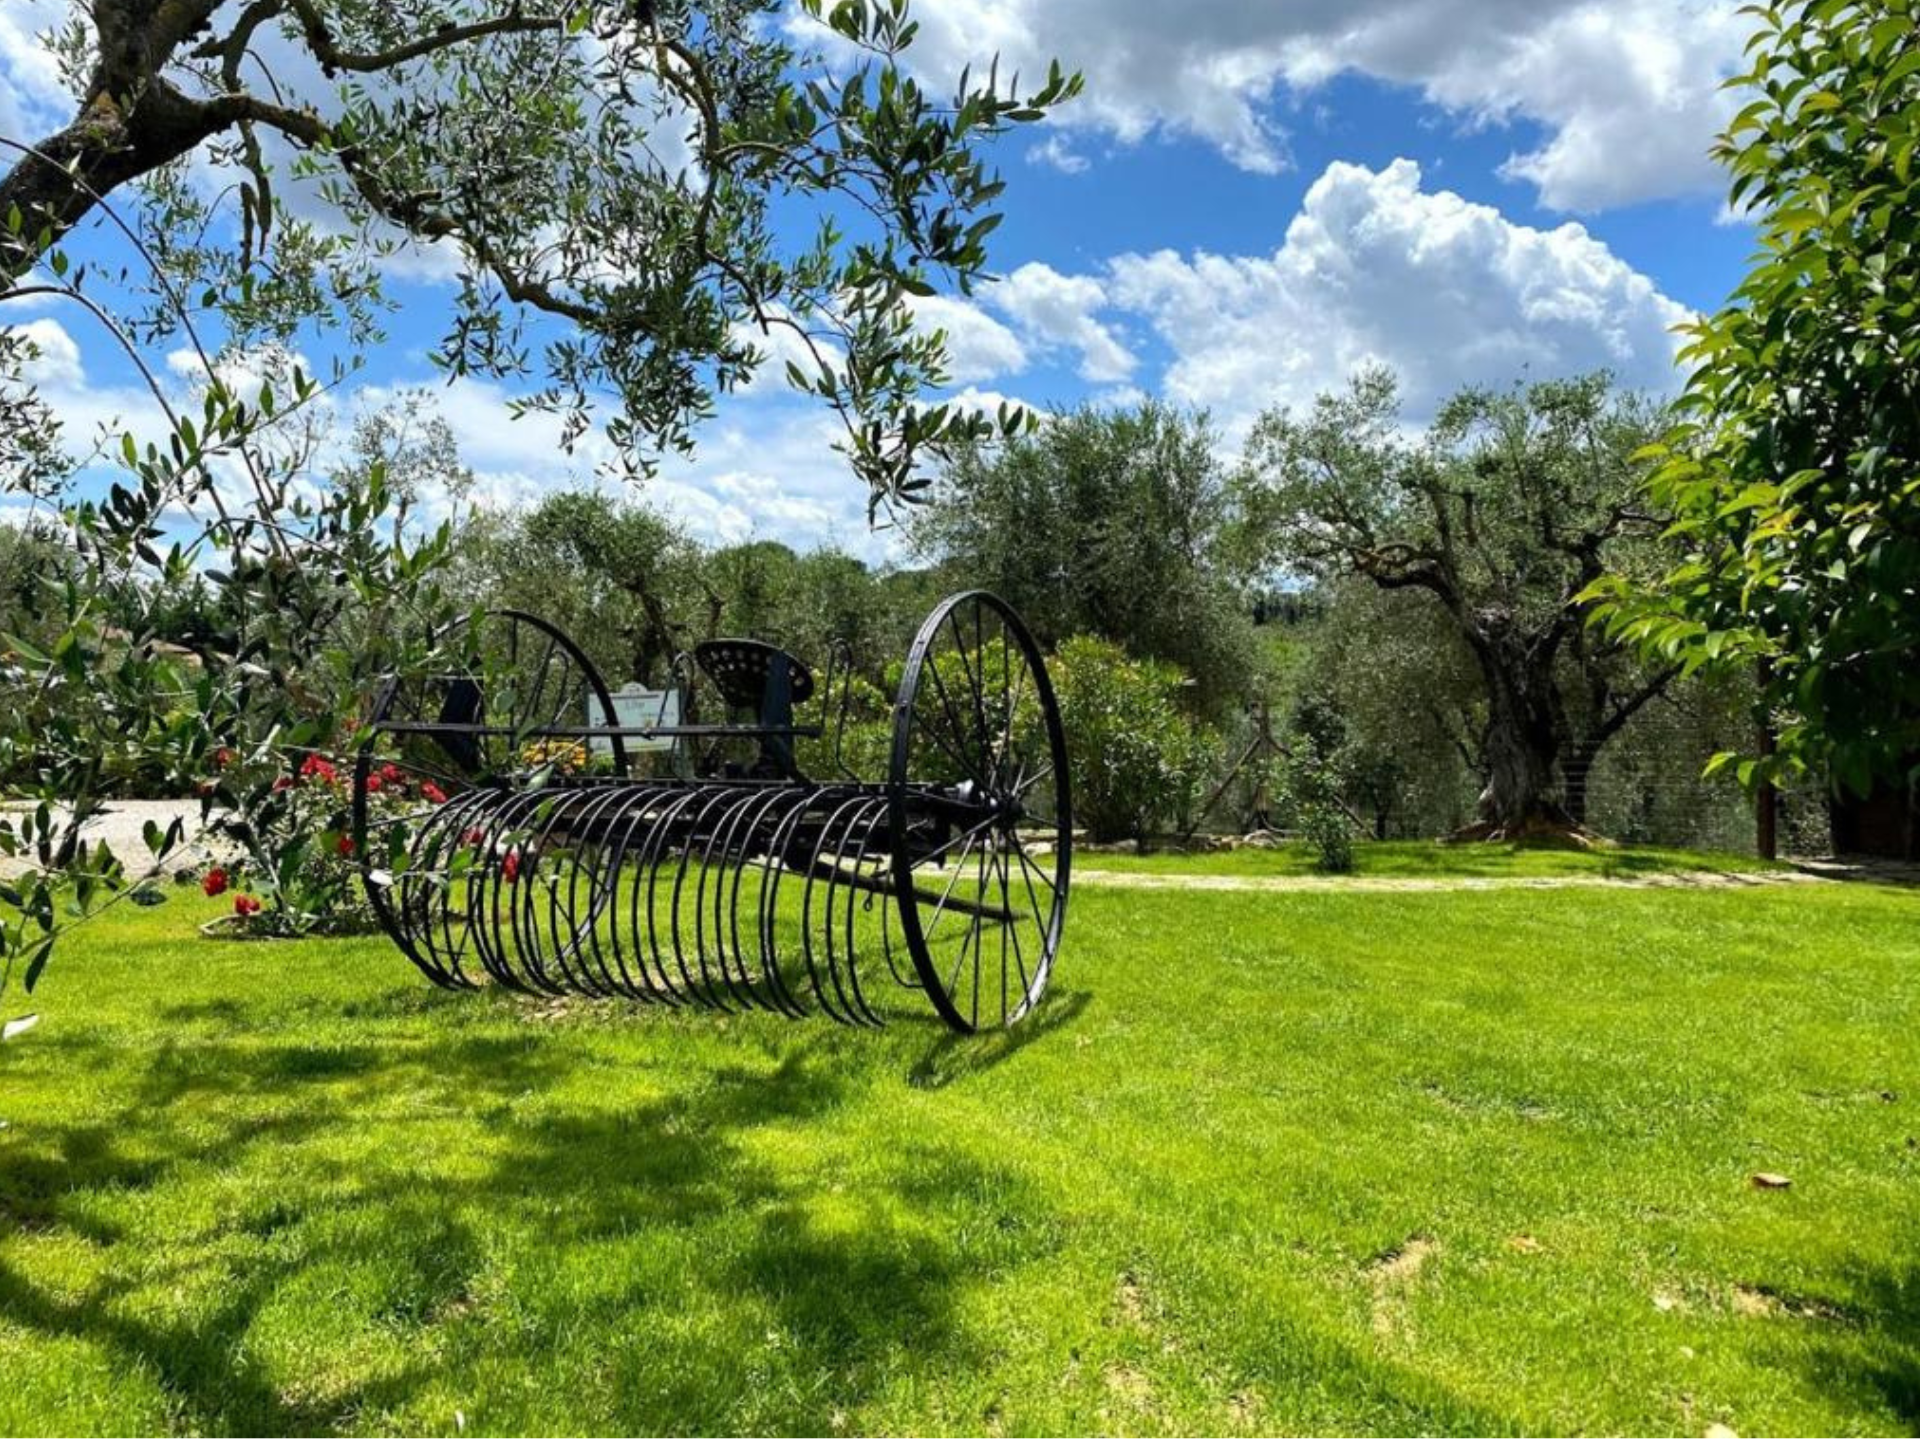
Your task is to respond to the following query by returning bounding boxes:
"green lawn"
[2,867,1917,1435]
[1080,839,1788,879]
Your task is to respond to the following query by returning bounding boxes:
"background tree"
[911,401,1257,715]
[1586,0,1920,855]
[1238,370,1677,838]
[1283,579,1482,837]
[458,490,714,689]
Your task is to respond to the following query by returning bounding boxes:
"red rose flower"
[463,827,486,847]
[214,746,235,768]
[336,834,355,857]
[201,867,229,897]
[233,894,261,917]
[501,849,521,884]
[299,754,340,785]
[365,772,383,793]
[379,763,405,786]
[420,781,448,805]
[272,775,293,792]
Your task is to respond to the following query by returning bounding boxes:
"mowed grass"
[1,867,1917,1435]
[1081,839,1788,880]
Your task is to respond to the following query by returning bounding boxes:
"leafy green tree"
[1046,634,1218,843]
[1238,370,1677,837]
[1,0,1075,499]
[912,402,1257,714]
[1586,0,1920,824]
[459,489,714,687]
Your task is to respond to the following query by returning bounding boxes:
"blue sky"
[1,0,1759,557]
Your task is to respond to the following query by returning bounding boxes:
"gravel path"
[0,798,232,880]
[1070,867,1825,894]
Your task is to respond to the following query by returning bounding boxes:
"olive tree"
[1238,371,1678,838]
[911,401,1257,715]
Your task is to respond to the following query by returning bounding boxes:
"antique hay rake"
[351,592,1070,1032]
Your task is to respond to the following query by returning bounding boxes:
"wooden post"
[1756,657,1778,861]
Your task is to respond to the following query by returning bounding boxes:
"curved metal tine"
[669,786,743,1012]
[481,788,550,993]
[879,864,919,989]
[729,790,811,1019]
[833,796,892,1027]
[642,787,717,1007]
[817,795,866,1025]
[550,782,623,996]
[754,793,821,1019]
[794,794,850,1025]
[431,788,508,990]
[694,788,764,1012]
[800,792,878,1026]
[708,787,785,1012]
[497,785,581,996]
[547,783,633,998]
[399,793,479,989]
[825,638,863,781]
[506,787,582,996]
[470,794,539,993]
[636,785,709,1006]
[758,791,828,1020]
[618,783,690,1003]
[591,784,670,1001]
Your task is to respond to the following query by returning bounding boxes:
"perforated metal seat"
[693,639,815,709]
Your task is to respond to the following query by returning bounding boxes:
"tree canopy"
[2,0,1077,504]
[911,401,1256,713]
[1587,0,1920,801]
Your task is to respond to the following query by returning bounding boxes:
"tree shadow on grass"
[0,1009,990,1433]
[1,976,1528,1436]
[1793,1261,1920,1431]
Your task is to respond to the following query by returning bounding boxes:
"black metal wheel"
[354,609,628,989]
[888,590,1071,1032]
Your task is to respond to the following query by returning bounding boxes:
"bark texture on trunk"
[1462,620,1570,836]
[1,0,232,283]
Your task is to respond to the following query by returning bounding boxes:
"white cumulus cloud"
[886,0,1748,210]
[1097,158,1691,430]
[987,263,1137,384]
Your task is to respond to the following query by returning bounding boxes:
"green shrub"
[1281,746,1356,874]
[1047,636,1217,843]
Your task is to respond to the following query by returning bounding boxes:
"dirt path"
[1070,867,1828,894]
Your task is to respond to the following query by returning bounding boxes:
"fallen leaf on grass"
[1506,1235,1542,1254]
[1,1013,39,1041]
[1750,1172,1792,1190]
